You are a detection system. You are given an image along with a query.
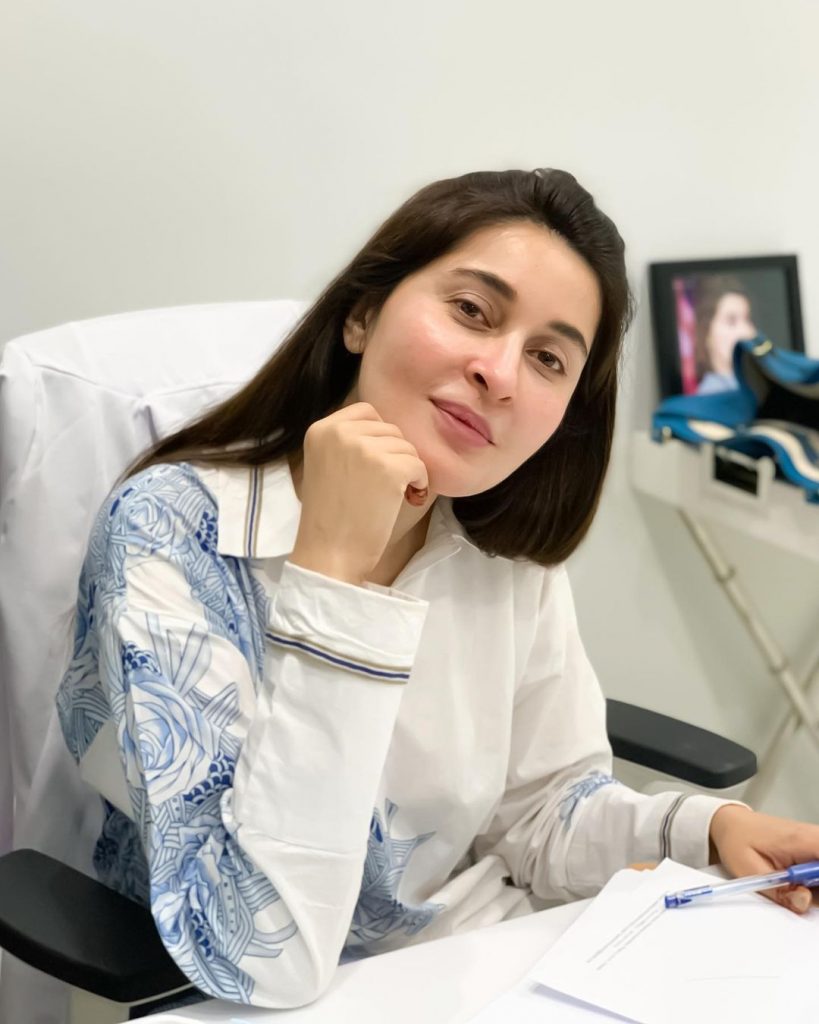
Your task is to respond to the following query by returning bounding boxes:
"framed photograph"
[649,255,804,398]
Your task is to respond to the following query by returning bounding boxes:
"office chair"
[0,301,757,1023]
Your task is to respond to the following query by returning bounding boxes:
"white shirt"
[56,459,733,1008]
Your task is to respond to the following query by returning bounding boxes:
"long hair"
[129,168,633,565]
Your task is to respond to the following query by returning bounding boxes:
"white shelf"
[630,431,819,565]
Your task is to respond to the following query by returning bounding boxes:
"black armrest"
[0,849,192,1004]
[606,698,757,789]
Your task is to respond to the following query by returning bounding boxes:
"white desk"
[138,900,589,1024]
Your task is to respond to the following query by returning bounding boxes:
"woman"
[694,275,757,394]
[57,168,819,1009]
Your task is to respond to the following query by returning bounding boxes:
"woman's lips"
[432,399,493,442]
[432,402,492,448]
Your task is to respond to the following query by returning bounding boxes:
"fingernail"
[405,486,428,507]
[790,890,812,912]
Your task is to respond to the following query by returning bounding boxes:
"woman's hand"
[709,804,819,914]
[289,402,429,586]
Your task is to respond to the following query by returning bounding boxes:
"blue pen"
[664,861,819,909]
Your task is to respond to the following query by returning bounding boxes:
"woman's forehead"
[441,221,559,263]
[422,222,601,330]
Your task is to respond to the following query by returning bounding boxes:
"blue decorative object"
[652,337,819,503]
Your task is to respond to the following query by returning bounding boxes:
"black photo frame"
[649,255,804,399]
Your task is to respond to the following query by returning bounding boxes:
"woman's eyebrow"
[448,267,589,357]
[450,266,517,302]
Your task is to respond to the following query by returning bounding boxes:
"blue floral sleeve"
[58,463,302,1002]
[59,461,426,1007]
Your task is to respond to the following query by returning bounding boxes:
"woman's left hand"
[709,804,819,914]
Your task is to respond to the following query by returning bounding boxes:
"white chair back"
[0,299,306,1023]
[0,298,305,858]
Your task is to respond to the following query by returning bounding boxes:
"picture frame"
[648,255,805,399]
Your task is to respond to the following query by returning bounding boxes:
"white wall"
[3,0,818,819]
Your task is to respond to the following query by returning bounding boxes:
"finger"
[762,884,813,914]
[628,862,658,872]
[328,402,384,423]
[375,440,423,460]
[334,420,406,438]
[405,485,429,507]
[386,450,432,489]
[790,886,814,913]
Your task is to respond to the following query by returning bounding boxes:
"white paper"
[530,859,818,1024]
[467,868,653,1023]
[468,978,635,1023]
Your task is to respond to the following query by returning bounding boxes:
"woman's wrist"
[288,545,366,587]
[708,803,754,864]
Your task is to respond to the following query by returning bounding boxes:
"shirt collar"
[194,459,480,561]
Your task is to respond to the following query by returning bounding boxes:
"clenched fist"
[289,403,429,585]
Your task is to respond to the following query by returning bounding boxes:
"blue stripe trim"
[660,793,686,859]
[246,466,260,557]
[265,632,410,681]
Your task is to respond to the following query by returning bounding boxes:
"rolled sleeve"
[267,561,429,683]
[233,560,429,854]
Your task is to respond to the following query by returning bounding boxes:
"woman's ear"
[342,314,366,355]
[343,302,376,355]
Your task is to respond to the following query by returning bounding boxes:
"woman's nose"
[466,335,520,398]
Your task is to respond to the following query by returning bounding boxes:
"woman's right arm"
[88,458,428,1008]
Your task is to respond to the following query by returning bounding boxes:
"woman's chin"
[426,471,493,500]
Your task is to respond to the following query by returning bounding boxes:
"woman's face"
[705,293,756,375]
[343,221,602,498]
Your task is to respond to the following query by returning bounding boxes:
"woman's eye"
[455,299,487,324]
[536,350,565,374]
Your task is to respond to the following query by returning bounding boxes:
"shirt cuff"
[667,795,750,868]
[269,560,429,683]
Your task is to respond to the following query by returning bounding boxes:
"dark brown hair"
[130,168,633,565]
[694,274,752,376]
